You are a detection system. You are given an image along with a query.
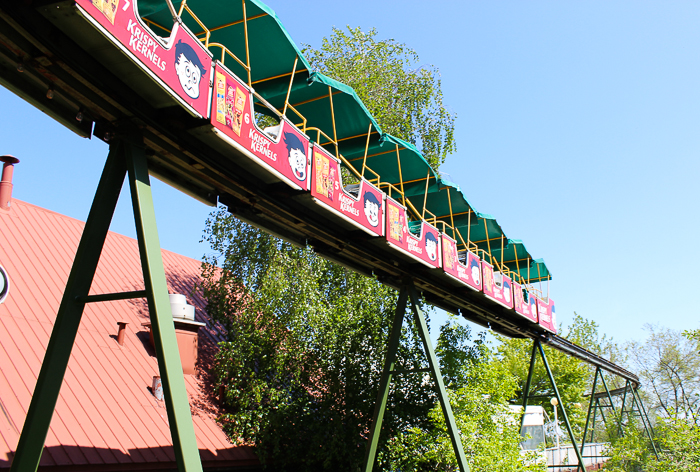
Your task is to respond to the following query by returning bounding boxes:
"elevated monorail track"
[0,0,638,387]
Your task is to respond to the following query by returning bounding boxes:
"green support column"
[581,367,601,453]
[363,286,408,471]
[519,341,538,434]
[617,380,630,437]
[600,371,616,414]
[10,143,127,472]
[536,340,586,472]
[407,284,468,472]
[363,281,468,472]
[632,389,659,459]
[124,137,203,472]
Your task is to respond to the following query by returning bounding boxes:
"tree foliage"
[496,314,615,438]
[603,418,700,472]
[200,210,436,470]
[303,26,456,169]
[381,318,545,472]
[624,325,700,423]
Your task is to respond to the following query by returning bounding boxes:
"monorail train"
[41,0,557,333]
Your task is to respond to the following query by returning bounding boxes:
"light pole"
[551,397,560,464]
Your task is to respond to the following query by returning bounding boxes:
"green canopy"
[140,0,552,283]
[340,134,439,200]
[262,71,382,150]
[489,240,552,283]
[406,178,552,283]
[141,0,312,86]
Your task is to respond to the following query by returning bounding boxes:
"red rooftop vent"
[0,155,19,211]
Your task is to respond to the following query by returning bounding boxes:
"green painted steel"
[10,143,127,472]
[633,389,659,459]
[519,341,539,434]
[536,340,586,472]
[124,137,204,472]
[79,290,148,303]
[407,284,469,472]
[599,373,613,406]
[364,282,468,472]
[617,380,630,437]
[363,287,408,472]
[581,367,601,453]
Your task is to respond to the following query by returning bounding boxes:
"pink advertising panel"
[513,282,538,323]
[385,197,441,268]
[210,63,310,191]
[481,261,514,309]
[76,0,212,118]
[310,145,384,237]
[537,297,557,334]
[441,235,481,291]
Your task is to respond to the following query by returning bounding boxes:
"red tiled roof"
[0,200,258,470]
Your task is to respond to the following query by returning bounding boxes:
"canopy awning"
[141,0,312,86]
[263,71,382,148]
[406,178,552,283]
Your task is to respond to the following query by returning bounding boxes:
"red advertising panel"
[310,145,384,237]
[481,261,514,309]
[441,235,481,291]
[513,282,538,323]
[76,0,212,118]
[537,297,557,333]
[386,197,441,268]
[210,63,310,191]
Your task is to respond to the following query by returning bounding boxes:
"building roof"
[0,200,258,470]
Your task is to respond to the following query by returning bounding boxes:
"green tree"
[381,318,546,472]
[303,26,456,168]
[603,418,700,472]
[200,211,436,470]
[496,314,616,438]
[624,325,700,423]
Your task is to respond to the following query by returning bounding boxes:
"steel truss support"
[521,339,586,472]
[10,135,203,472]
[363,281,468,472]
[580,367,618,455]
[616,382,659,459]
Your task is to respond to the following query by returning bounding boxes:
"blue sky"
[1,1,698,344]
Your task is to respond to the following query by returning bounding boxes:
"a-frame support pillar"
[10,135,203,472]
[363,280,468,472]
[521,339,586,472]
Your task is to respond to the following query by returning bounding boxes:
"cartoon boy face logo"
[363,191,380,227]
[283,132,307,181]
[174,40,206,100]
[469,258,481,285]
[503,280,512,303]
[425,232,438,261]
